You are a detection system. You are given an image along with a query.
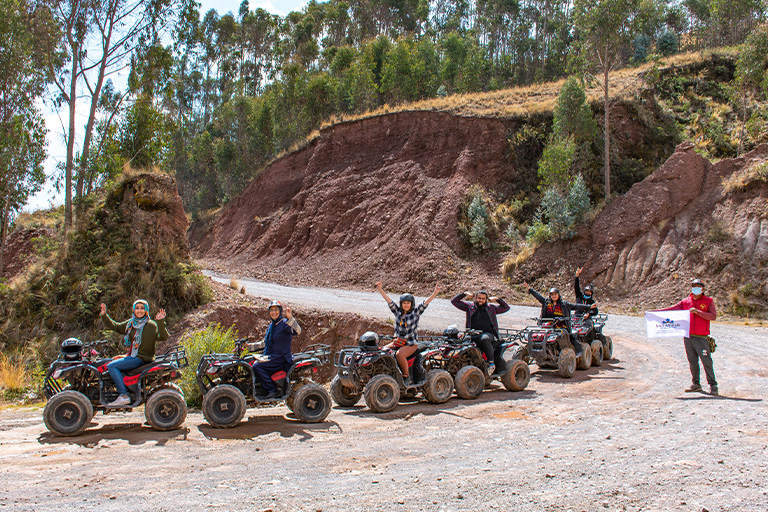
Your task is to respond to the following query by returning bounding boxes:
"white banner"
[645,310,690,338]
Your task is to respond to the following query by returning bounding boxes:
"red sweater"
[660,294,716,336]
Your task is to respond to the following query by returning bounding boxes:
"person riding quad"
[376,280,441,385]
[523,283,595,355]
[451,290,510,374]
[99,299,168,407]
[574,267,599,318]
[253,300,301,399]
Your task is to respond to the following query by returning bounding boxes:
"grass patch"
[179,324,238,407]
[722,158,768,195]
[0,351,30,393]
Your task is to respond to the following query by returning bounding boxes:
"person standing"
[450,290,510,374]
[659,278,718,395]
[100,299,167,407]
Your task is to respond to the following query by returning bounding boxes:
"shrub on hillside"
[180,324,238,407]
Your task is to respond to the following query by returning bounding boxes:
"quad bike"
[512,318,590,378]
[331,333,454,413]
[421,327,530,399]
[571,313,613,363]
[42,338,189,436]
[570,313,613,366]
[197,338,332,427]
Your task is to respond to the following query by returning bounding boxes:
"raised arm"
[375,280,393,304]
[285,305,302,335]
[424,283,442,306]
[574,268,583,300]
[99,303,128,335]
[523,283,546,305]
[493,296,510,314]
[451,292,472,312]
[155,308,169,342]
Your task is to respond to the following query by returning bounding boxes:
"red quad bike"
[512,317,590,378]
[43,338,189,436]
[421,327,531,399]
[571,313,613,365]
[330,332,454,413]
[197,338,332,428]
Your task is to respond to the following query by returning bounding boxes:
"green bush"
[180,324,238,407]
[537,136,576,191]
[657,30,679,57]
[527,175,592,244]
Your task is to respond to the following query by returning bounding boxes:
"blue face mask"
[692,287,703,296]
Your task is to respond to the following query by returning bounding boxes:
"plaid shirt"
[388,301,428,345]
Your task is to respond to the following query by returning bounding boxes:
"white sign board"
[645,310,690,338]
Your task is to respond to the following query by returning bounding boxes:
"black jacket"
[528,287,592,322]
[574,277,598,315]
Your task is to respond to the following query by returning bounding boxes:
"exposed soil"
[1,283,765,511]
[0,228,50,279]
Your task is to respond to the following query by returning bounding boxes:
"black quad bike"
[421,327,531,399]
[571,313,613,365]
[330,332,454,413]
[513,318,591,378]
[197,338,332,428]
[42,338,189,436]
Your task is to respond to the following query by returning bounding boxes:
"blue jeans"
[107,356,144,396]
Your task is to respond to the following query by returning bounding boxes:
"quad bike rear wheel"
[364,374,400,413]
[43,390,94,437]
[422,369,454,404]
[590,340,604,367]
[603,336,614,360]
[330,375,362,407]
[145,388,187,431]
[509,345,530,364]
[576,342,591,370]
[454,365,484,399]
[501,359,531,391]
[202,384,246,428]
[557,348,576,378]
[292,383,331,423]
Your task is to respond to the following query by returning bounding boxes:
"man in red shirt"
[660,278,718,395]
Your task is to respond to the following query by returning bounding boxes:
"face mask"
[692,287,703,295]
[583,292,592,297]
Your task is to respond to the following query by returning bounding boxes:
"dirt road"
[1,277,766,511]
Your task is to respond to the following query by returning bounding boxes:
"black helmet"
[61,338,83,361]
[443,325,460,339]
[399,293,415,310]
[268,300,283,316]
[548,288,560,295]
[359,331,379,351]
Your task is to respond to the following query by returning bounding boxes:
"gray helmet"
[443,325,461,339]
[268,300,283,316]
[61,338,83,361]
[359,331,379,351]
[548,288,560,295]
[691,278,704,287]
[583,284,594,294]
[399,293,415,310]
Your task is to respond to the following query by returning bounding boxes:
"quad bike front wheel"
[145,388,187,431]
[603,336,614,360]
[43,390,94,437]
[330,375,362,407]
[590,340,604,367]
[292,383,332,423]
[202,384,246,428]
[501,359,531,391]
[454,365,484,399]
[422,369,454,404]
[364,374,400,413]
[576,342,592,370]
[509,345,530,364]
[557,348,576,378]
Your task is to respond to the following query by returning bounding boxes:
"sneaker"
[107,395,130,407]
[403,374,412,386]
[709,386,719,396]
[685,384,703,393]
[264,390,280,399]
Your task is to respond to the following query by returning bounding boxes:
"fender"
[286,356,322,382]
[48,363,103,389]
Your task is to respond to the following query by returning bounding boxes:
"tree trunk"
[64,42,79,230]
[0,196,8,276]
[603,55,611,202]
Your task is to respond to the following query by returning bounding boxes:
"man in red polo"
[660,278,718,395]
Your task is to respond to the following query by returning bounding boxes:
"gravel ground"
[1,275,766,511]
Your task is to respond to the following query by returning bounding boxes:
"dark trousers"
[684,336,717,388]
[471,333,506,373]
[253,356,290,393]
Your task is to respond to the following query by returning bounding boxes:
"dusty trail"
[0,276,766,511]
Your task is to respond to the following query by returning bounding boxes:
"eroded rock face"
[513,143,768,310]
[118,173,190,261]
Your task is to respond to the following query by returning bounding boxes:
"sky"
[27,0,308,212]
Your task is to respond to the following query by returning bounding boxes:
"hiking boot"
[709,386,719,396]
[264,390,280,399]
[403,374,412,386]
[107,395,130,407]
[685,384,703,393]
